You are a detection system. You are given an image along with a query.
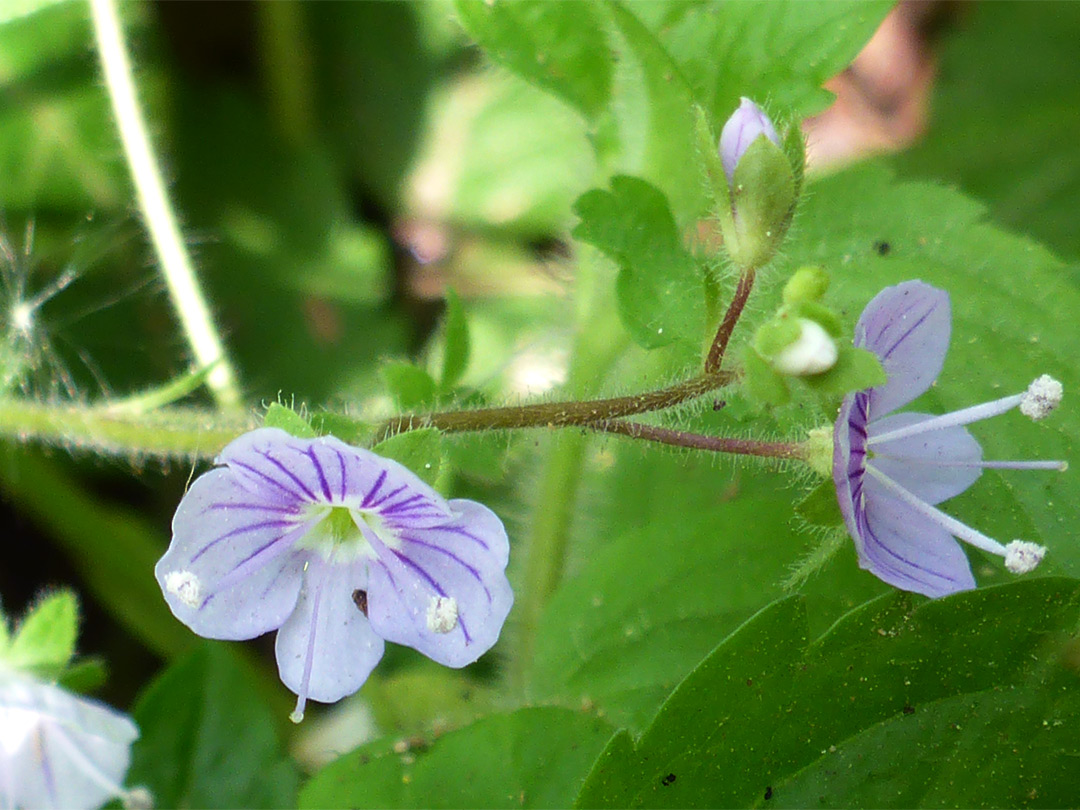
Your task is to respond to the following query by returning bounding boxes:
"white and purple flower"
[156,427,513,721]
[833,281,1065,598]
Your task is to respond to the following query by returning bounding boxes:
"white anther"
[1019,375,1063,420]
[1004,540,1046,574]
[121,787,155,810]
[772,318,838,376]
[164,570,202,608]
[425,596,459,634]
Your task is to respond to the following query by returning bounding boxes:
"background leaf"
[300,706,615,809]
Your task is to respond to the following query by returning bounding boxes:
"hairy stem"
[705,268,756,374]
[90,0,241,408]
[0,399,255,459]
[376,371,733,441]
[590,419,805,461]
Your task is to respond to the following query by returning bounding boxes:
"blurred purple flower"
[156,428,513,721]
[719,97,780,183]
[0,672,140,810]
[833,281,1064,598]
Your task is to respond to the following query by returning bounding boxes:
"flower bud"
[770,318,838,376]
[707,98,801,270]
[783,266,830,305]
[719,97,780,183]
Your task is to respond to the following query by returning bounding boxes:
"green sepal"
[782,265,829,305]
[439,288,471,393]
[308,412,374,446]
[372,428,445,487]
[58,656,109,694]
[741,345,791,406]
[692,105,733,233]
[5,590,79,678]
[802,345,886,397]
[263,403,316,438]
[782,118,807,198]
[728,134,796,268]
[381,361,438,410]
[790,300,843,337]
[752,315,802,359]
[795,480,844,528]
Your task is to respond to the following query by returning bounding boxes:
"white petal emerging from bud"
[426,596,459,634]
[772,318,837,376]
[1019,375,1063,420]
[1004,540,1046,574]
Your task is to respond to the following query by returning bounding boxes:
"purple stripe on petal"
[206,502,300,515]
[398,535,493,602]
[191,518,298,563]
[374,556,473,644]
[380,493,427,514]
[370,484,408,510]
[255,448,318,501]
[40,734,58,808]
[362,469,388,507]
[306,447,333,502]
[231,460,308,503]
[334,447,348,500]
[439,524,492,550]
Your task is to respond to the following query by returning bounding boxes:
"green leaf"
[572,176,704,350]
[651,1,893,121]
[263,403,316,438]
[300,706,615,809]
[373,428,444,487]
[529,491,813,730]
[794,480,843,528]
[439,288,470,391]
[0,0,75,26]
[575,580,1080,808]
[6,589,78,676]
[129,644,299,809]
[381,361,439,410]
[308,412,374,445]
[728,134,796,268]
[454,0,612,120]
[741,345,791,407]
[57,655,108,694]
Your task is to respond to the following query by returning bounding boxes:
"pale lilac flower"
[156,427,513,722]
[719,97,780,183]
[0,671,139,810]
[833,281,1065,598]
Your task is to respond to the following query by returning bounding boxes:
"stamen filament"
[868,393,1023,445]
[865,465,1008,557]
[871,454,1067,471]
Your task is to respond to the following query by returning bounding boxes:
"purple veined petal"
[855,480,976,598]
[0,674,139,810]
[855,281,951,418]
[155,468,309,640]
[219,428,337,505]
[274,557,385,710]
[868,411,983,505]
[833,390,869,533]
[366,500,513,668]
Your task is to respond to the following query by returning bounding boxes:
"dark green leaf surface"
[129,644,300,809]
[573,176,704,350]
[300,706,615,809]
[575,580,1080,808]
[372,427,445,487]
[439,289,470,392]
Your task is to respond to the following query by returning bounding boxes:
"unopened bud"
[719,97,780,183]
[771,318,838,376]
[783,266,830,305]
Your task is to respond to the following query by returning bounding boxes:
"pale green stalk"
[89,0,241,408]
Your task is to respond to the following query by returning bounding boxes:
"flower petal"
[274,558,385,706]
[855,281,951,417]
[156,468,308,640]
[854,482,976,598]
[868,411,982,505]
[0,675,138,810]
[366,499,513,668]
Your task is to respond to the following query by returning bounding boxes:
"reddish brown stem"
[590,418,805,461]
[705,268,756,374]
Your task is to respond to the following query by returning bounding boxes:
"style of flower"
[833,281,1065,598]
[156,428,513,721]
[0,671,140,810]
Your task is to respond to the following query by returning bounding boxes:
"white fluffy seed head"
[1019,374,1063,420]
[425,596,459,634]
[771,318,838,376]
[1004,540,1046,574]
[164,570,202,608]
